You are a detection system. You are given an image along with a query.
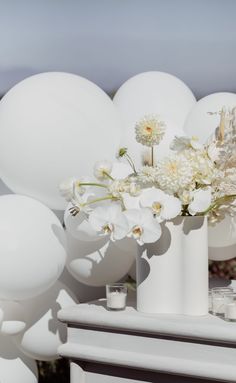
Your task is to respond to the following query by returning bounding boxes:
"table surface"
[58,291,236,345]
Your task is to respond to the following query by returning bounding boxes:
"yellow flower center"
[132,225,143,239]
[152,201,162,214]
[145,126,153,135]
[102,223,113,234]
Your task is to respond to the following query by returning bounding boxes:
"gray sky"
[0,0,235,97]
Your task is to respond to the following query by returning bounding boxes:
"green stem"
[81,195,118,207]
[125,154,137,174]
[78,182,108,188]
[151,146,154,167]
[201,194,236,215]
[103,171,114,181]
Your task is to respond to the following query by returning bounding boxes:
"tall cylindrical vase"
[136,216,208,315]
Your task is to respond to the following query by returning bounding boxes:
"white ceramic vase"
[136,216,208,315]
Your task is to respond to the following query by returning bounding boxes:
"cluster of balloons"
[0,70,235,382]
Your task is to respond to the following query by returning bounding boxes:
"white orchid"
[124,208,161,245]
[89,204,129,240]
[93,160,113,180]
[188,188,212,215]
[140,188,182,221]
[59,177,77,202]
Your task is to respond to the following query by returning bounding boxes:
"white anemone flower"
[89,204,129,240]
[140,188,182,221]
[94,160,113,180]
[124,208,161,245]
[122,193,141,210]
[188,188,212,216]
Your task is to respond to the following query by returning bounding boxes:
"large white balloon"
[0,195,67,300]
[13,280,78,361]
[0,72,121,210]
[113,71,196,167]
[0,335,38,383]
[66,233,135,286]
[184,92,236,143]
[208,216,236,261]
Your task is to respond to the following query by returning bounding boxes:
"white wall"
[0,0,235,98]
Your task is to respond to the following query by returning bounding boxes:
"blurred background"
[0,0,235,381]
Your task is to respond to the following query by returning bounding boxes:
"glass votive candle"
[208,290,212,313]
[106,283,128,311]
[224,293,236,322]
[211,287,233,316]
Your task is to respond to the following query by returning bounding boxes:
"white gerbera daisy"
[135,115,166,147]
[155,155,193,194]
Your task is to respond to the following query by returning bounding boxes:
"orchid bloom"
[124,208,162,245]
[89,204,129,240]
[140,188,182,221]
[188,187,212,215]
[93,160,113,180]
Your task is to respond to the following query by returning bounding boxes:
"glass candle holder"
[106,283,128,311]
[224,293,236,322]
[211,287,233,316]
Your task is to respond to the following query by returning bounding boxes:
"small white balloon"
[0,335,38,383]
[0,194,67,300]
[66,233,135,286]
[13,280,78,361]
[208,216,236,248]
[209,244,236,261]
[0,72,121,210]
[183,92,236,143]
[0,301,26,336]
[113,71,196,167]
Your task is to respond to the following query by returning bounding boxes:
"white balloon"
[113,71,196,167]
[0,72,121,210]
[209,244,236,261]
[66,233,135,286]
[13,280,78,361]
[0,335,38,383]
[0,301,26,336]
[184,92,236,143]
[208,216,236,261]
[0,194,67,300]
[209,216,236,248]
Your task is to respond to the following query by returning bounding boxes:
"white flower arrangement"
[60,108,236,245]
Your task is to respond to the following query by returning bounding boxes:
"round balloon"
[13,280,78,361]
[209,244,236,261]
[66,233,135,286]
[0,72,121,210]
[183,92,236,143]
[113,71,196,167]
[0,335,38,383]
[0,301,26,336]
[208,216,236,261]
[0,194,67,300]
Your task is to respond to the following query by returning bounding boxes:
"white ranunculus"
[188,187,212,215]
[94,160,113,180]
[140,188,182,221]
[89,204,129,240]
[124,208,161,245]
